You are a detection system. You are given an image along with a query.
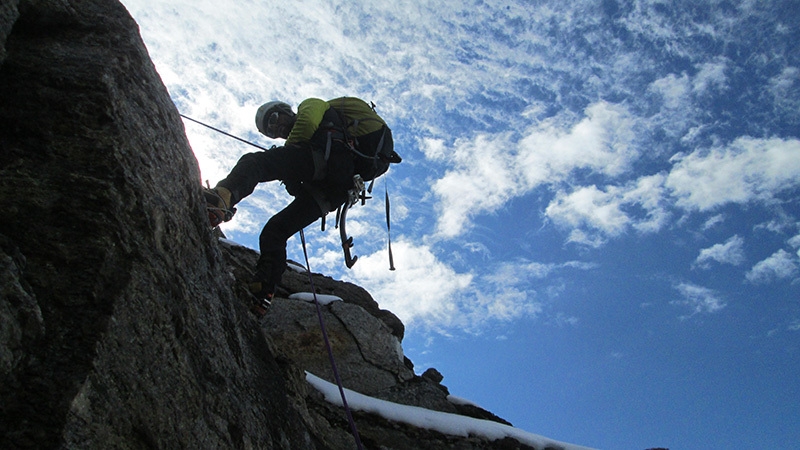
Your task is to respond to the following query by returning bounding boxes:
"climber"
[204,97,399,317]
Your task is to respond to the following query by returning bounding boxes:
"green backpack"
[316,97,402,181]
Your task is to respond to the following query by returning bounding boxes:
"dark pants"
[217,144,352,295]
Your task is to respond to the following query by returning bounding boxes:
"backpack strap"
[311,146,328,180]
[309,106,348,180]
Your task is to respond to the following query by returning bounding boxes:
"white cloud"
[620,174,672,233]
[460,259,595,330]
[766,66,799,124]
[769,67,798,95]
[694,235,746,269]
[692,59,729,94]
[420,137,448,161]
[518,102,640,181]
[430,133,519,238]
[650,73,691,109]
[754,217,799,235]
[349,240,474,329]
[647,62,734,142]
[648,57,733,107]
[546,186,629,247]
[432,101,639,239]
[347,242,594,332]
[130,0,794,254]
[473,287,540,325]
[545,174,669,246]
[702,214,726,230]
[666,137,800,211]
[549,313,580,328]
[746,249,799,284]
[672,282,726,317]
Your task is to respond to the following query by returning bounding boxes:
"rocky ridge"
[0,0,575,448]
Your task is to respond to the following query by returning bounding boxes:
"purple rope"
[299,229,364,450]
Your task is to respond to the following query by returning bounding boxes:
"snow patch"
[289,292,343,305]
[447,394,480,407]
[286,261,308,273]
[306,372,595,450]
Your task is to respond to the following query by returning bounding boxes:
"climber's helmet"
[255,101,296,139]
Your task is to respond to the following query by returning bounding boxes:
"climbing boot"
[248,281,273,318]
[203,186,236,228]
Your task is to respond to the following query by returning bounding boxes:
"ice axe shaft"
[339,200,358,268]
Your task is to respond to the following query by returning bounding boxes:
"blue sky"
[121,1,800,448]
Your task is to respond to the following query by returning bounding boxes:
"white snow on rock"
[289,292,343,305]
[286,261,307,273]
[447,394,481,407]
[306,372,595,450]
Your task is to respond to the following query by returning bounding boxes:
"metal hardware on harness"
[339,175,368,268]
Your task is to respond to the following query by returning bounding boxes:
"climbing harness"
[299,229,364,450]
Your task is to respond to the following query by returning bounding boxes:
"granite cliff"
[0,1,574,448]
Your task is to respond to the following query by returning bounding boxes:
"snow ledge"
[305,372,595,450]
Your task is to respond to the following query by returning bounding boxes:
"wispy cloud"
[694,235,746,269]
[746,249,799,284]
[692,59,729,95]
[347,240,474,329]
[672,282,726,318]
[346,243,595,332]
[431,101,640,239]
[702,214,726,230]
[545,174,670,247]
[541,135,800,248]
[666,137,800,212]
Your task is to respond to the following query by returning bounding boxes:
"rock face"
[0,1,546,449]
[1,1,311,448]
